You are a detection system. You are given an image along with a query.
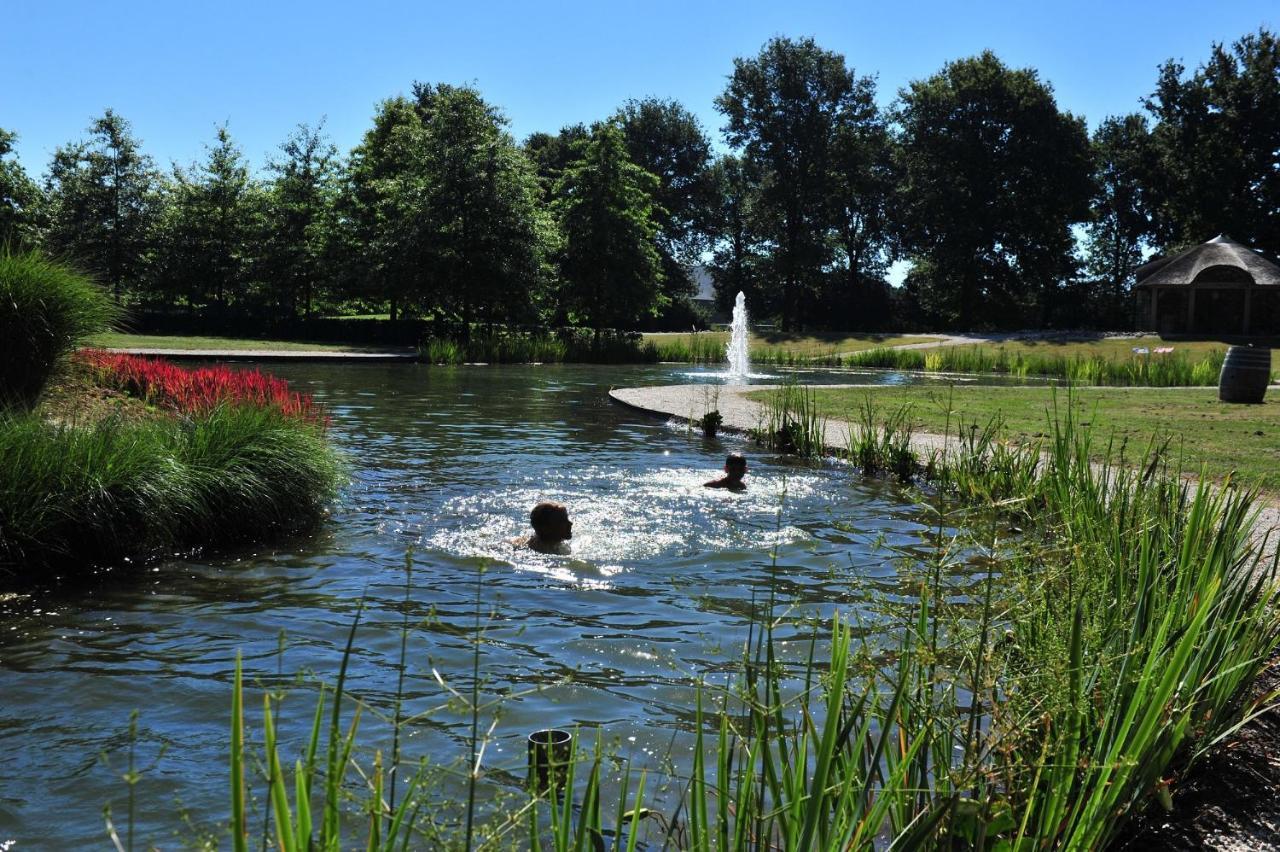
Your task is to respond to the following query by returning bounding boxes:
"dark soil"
[1112,655,1280,850]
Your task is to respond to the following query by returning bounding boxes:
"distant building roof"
[1134,235,1280,289]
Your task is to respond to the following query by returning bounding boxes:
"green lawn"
[950,334,1280,370]
[86,333,405,353]
[749,383,1280,494]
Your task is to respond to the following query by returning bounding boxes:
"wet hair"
[530,501,567,531]
[725,453,747,472]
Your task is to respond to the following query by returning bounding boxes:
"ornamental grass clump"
[0,250,118,410]
[0,406,342,581]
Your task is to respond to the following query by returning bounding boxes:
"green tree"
[156,125,258,310]
[523,124,589,201]
[717,37,881,330]
[0,129,44,248]
[411,83,556,333]
[895,51,1092,328]
[708,153,762,311]
[45,109,160,299]
[1084,114,1154,315]
[262,121,339,318]
[1145,28,1280,255]
[614,98,718,301]
[554,123,664,335]
[335,97,429,321]
[825,78,899,326]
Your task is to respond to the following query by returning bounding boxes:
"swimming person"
[704,453,747,491]
[515,501,574,553]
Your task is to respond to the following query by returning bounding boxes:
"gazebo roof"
[1134,235,1280,289]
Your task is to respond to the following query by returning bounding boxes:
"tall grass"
[844,345,1233,386]
[420,329,658,365]
[0,250,119,410]
[651,333,850,367]
[0,405,343,581]
[754,382,828,459]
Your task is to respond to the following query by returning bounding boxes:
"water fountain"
[725,291,751,381]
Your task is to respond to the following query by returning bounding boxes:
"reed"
[754,382,828,459]
[419,329,658,365]
[842,345,1235,386]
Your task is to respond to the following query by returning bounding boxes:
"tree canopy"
[895,51,1092,327]
[9,26,1280,334]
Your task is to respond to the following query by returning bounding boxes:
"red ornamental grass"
[76,349,328,426]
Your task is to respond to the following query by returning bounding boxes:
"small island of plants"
[0,250,343,584]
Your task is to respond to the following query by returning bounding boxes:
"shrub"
[0,406,342,581]
[0,251,118,410]
[77,349,327,424]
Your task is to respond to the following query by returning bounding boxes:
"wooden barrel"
[1218,346,1272,403]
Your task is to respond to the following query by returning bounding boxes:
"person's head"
[530,501,572,542]
[724,453,747,481]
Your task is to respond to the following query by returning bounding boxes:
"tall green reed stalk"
[755,382,827,459]
[841,345,1236,387]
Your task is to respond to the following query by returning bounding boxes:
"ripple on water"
[0,363,962,848]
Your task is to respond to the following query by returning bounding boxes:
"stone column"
[1243,288,1253,335]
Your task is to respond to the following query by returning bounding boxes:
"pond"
[0,364,983,847]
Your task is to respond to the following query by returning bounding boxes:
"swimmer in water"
[704,453,747,491]
[514,501,573,553]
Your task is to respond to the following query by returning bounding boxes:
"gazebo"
[1134,235,1280,336]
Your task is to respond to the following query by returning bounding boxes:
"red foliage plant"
[76,349,328,426]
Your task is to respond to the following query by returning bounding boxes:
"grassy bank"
[87,332,402,353]
[749,384,1280,493]
[644,331,936,364]
[152,400,1279,850]
[1,358,343,583]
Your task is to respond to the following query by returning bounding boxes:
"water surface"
[0,364,966,847]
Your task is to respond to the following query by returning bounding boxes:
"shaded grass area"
[87,332,403,353]
[643,331,937,363]
[754,384,1280,493]
[1,251,119,410]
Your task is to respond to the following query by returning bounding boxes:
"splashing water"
[726,291,751,381]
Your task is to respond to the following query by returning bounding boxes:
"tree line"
[1,28,1277,332]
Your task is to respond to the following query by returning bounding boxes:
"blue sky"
[3,0,1276,175]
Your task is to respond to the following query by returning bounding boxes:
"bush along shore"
[0,279,343,583]
[192,395,1279,850]
[2,350,343,578]
[419,328,658,364]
